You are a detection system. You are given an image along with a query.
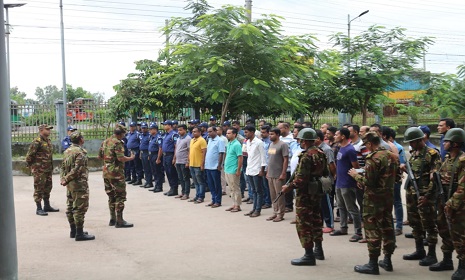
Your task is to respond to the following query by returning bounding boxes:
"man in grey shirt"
[266,127,289,222]
[316,130,337,233]
[174,124,192,200]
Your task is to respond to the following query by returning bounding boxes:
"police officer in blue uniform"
[172,120,179,131]
[157,120,179,196]
[222,121,231,136]
[139,122,152,188]
[188,119,199,137]
[148,123,164,192]
[127,121,143,185]
[61,125,77,152]
[209,116,217,127]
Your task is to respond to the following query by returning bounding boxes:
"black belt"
[149,151,159,155]
[141,150,149,153]
[163,152,174,156]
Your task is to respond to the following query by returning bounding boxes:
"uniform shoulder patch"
[428,148,438,155]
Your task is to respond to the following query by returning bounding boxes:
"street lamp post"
[347,10,369,71]
[3,3,26,92]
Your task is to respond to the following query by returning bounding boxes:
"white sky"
[4,0,465,100]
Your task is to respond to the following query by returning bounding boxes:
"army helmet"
[70,131,83,143]
[444,128,465,143]
[404,127,425,143]
[297,128,317,141]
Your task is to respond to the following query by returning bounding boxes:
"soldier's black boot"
[313,241,325,260]
[70,224,88,238]
[452,259,465,280]
[354,256,380,275]
[291,248,316,266]
[75,228,95,241]
[36,202,48,216]
[43,199,59,212]
[420,244,438,266]
[403,239,426,260]
[115,212,134,228]
[430,252,454,271]
[378,254,393,272]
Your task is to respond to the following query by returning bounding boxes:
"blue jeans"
[190,167,206,200]
[206,169,222,204]
[247,175,264,213]
[176,163,191,196]
[394,182,403,230]
[262,176,272,206]
[321,193,334,228]
[141,150,152,184]
[163,154,178,189]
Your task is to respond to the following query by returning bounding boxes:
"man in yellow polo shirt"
[188,127,207,203]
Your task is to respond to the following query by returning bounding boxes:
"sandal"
[180,196,189,200]
[211,204,221,208]
[188,198,197,202]
[266,215,277,221]
[194,199,204,204]
[330,230,348,236]
[349,234,363,242]
[225,206,235,211]
[230,207,241,212]
[205,203,214,207]
[358,238,368,243]
[273,216,284,222]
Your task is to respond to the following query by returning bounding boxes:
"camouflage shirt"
[60,144,88,188]
[99,135,125,180]
[289,146,328,190]
[25,134,53,172]
[441,152,465,210]
[408,145,441,199]
[354,147,399,193]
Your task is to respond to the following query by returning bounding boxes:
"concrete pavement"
[13,173,452,280]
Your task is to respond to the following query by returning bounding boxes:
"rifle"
[405,160,421,200]
[433,171,452,231]
[273,192,283,204]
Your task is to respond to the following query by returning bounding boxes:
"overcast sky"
[4,0,465,100]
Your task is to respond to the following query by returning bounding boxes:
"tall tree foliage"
[331,26,434,125]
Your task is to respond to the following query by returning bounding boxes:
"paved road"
[13,173,452,280]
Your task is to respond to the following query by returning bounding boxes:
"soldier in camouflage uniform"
[282,128,328,266]
[441,128,465,280]
[60,131,95,241]
[349,132,399,275]
[25,124,59,216]
[99,123,135,228]
[402,127,442,266]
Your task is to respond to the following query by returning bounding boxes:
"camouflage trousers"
[363,192,395,257]
[447,204,465,260]
[437,197,454,253]
[104,178,127,218]
[295,190,322,249]
[406,186,438,244]
[66,182,89,229]
[33,170,53,203]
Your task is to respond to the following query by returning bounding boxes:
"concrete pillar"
[55,100,65,152]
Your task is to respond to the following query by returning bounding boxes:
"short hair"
[315,129,325,141]
[349,124,360,134]
[327,126,337,134]
[114,129,125,136]
[440,118,456,129]
[270,127,281,136]
[364,132,381,145]
[342,123,352,127]
[303,121,313,128]
[228,128,238,135]
[261,125,270,132]
[339,127,350,139]
[192,127,200,133]
[178,124,187,130]
[381,126,392,138]
[232,120,240,125]
[370,123,382,130]
[324,123,332,127]
[244,125,256,132]
[390,128,396,139]
[208,126,217,132]
[280,122,290,129]
[265,122,272,127]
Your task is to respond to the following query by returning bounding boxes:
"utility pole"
[165,19,169,65]
[0,1,19,279]
[423,51,426,71]
[347,10,369,71]
[245,0,252,23]
[59,0,67,149]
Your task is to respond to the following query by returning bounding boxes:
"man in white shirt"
[243,125,266,218]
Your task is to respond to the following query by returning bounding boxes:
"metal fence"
[10,102,463,143]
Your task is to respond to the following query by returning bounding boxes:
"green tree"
[331,26,434,125]
[10,87,27,104]
[160,2,318,123]
[34,85,61,104]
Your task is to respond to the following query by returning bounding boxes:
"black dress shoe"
[154,188,163,193]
